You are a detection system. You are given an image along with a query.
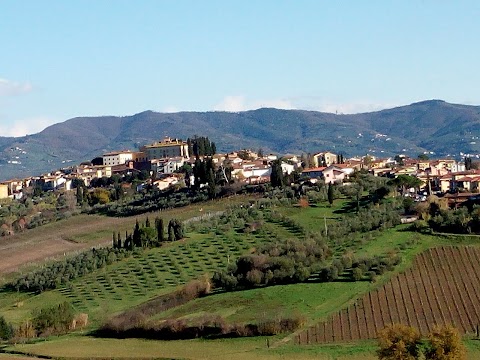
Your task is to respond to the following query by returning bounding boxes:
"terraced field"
[295,246,480,344]
[0,216,303,325]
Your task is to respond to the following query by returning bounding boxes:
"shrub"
[351,267,363,281]
[32,302,75,336]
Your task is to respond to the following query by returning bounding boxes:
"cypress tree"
[112,232,117,249]
[207,168,216,199]
[328,183,334,205]
[270,159,284,187]
[76,186,83,205]
[133,220,141,247]
[168,220,175,241]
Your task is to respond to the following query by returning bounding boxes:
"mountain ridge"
[1,99,479,181]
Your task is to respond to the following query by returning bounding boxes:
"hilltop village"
[0,136,475,203]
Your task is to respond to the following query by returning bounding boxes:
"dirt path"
[0,195,251,276]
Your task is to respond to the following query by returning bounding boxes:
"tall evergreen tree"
[133,219,141,247]
[207,168,216,199]
[327,183,334,205]
[270,159,284,187]
[76,186,83,206]
[155,217,164,244]
[168,220,175,241]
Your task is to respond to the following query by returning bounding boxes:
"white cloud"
[0,116,57,137]
[0,78,33,97]
[214,95,295,112]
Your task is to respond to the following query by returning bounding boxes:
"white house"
[102,151,134,166]
[151,157,185,176]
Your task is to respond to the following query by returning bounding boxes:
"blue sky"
[1,1,479,136]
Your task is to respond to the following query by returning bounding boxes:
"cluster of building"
[0,137,473,201]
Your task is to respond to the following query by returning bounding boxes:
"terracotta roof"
[302,167,326,173]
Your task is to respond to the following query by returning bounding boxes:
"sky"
[1,0,480,136]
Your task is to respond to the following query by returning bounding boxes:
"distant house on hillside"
[312,151,337,167]
[323,164,354,184]
[102,150,136,166]
[301,167,326,179]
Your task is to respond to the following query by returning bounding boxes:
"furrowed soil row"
[461,247,480,322]
[419,251,447,326]
[447,246,478,331]
[295,246,480,344]
[434,247,470,332]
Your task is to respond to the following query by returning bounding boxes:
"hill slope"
[1,100,479,180]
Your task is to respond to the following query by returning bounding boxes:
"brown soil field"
[295,246,480,344]
[0,195,253,277]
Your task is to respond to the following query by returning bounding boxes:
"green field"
[6,335,480,360]
[1,195,478,359]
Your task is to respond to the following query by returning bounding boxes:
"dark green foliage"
[270,159,284,187]
[32,302,74,336]
[168,219,184,241]
[213,236,330,290]
[88,188,211,217]
[207,169,216,199]
[327,183,334,205]
[138,227,156,248]
[155,217,165,243]
[351,267,363,281]
[428,206,480,234]
[0,316,13,340]
[189,136,216,157]
[133,219,141,247]
[76,185,84,205]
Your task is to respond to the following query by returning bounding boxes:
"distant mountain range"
[1,99,479,181]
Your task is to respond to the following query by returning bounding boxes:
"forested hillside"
[1,100,480,180]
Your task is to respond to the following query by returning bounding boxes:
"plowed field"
[295,246,480,344]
